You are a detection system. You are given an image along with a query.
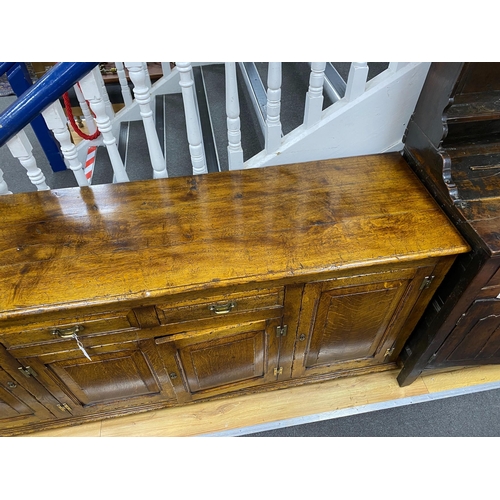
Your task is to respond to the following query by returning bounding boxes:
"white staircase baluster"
[125,62,168,179]
[115,62,133,106]
[388,62,409,72]
[177,62,207,175]
[225,62,244,171]
[161,62,172,77]
[73,83,97,135]
[6,131,49,190]
[96,68,115,119]
[79,68,129,183]
[345,62,369,102]
[41,101,89,187]
[303,62,326,128]
[265,62,282,153]
[142,62,152,91]
[0,167,12,195]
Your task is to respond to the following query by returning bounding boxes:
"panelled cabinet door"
[9,339,177,418]
[0,367,55,433]
[155,319,282,402]
[433,299,500,364]
[292,266,435,378]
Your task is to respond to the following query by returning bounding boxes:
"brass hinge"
[419,275,436,291]
[385,347,395,358]
[273,367,283,376]
[18,366,38,378]
[276,325,288,337]
[57,403,72,412]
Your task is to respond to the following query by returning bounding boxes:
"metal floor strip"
[199,379,500,437]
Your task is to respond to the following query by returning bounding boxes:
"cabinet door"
[8,338,177,418]
[0,367,55,434]
[155,319,282,402]
[292,266,435,378]
[433,299,500,364]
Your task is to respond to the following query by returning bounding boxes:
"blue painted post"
[7,63,67,172]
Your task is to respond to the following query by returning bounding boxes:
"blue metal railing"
[2,62,66,171]
[0,62,99,150]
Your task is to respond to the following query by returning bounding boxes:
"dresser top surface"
[0,153,469,320]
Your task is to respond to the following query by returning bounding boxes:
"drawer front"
[155,287,285,335]
[0,309,137,351]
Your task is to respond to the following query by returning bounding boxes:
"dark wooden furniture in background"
[398,62,500,385]
[0,154,468,435]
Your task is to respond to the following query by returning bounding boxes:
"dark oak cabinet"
[0,154,468,435]
[398,62,500,385]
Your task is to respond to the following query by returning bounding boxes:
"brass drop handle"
[208,301,236,315]
[52,325,92,361]
[52,325,84,339]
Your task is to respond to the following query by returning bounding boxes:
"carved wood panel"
[293,267,435,378]
[10,339,176,416]
[155,319,281,401]
[434,300,500,363]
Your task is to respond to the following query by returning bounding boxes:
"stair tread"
[122,121,154,181]
[162,94,193,177]
[201,64,265,167]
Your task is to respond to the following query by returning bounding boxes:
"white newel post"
[225,62,243,170]
[115,62,133,106]
[177,62,207,175]
[265,62,282,153]
[345,62,369,102]
[41,101,89,187]
[304,62,326,128]
[125,62,168,179]
[73,83,97,135]
[0,167,12,195]
[6,131,49,190]
[79,68,129,183]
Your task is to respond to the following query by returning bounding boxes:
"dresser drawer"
[155,287,285,335]
[0,309,137,350]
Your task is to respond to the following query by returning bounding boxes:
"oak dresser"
[0,153,469,435]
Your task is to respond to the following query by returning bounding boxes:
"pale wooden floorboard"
[27,420,102,437]
[26,365,500,437]
[421,364,500,393]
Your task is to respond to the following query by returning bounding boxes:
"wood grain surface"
[0,153,469,323]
